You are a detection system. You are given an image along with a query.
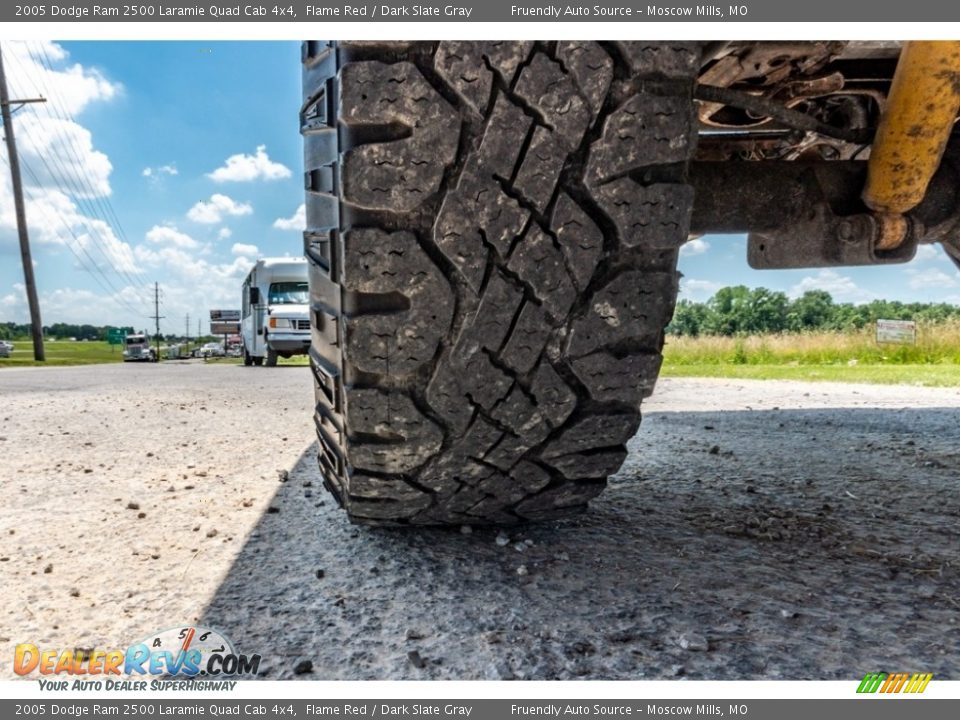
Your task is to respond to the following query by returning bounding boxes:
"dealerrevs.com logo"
[14,626,261,684]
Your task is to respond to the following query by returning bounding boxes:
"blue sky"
[1,41,958,336]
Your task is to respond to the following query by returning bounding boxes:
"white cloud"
[231,243,259,257]
[1,43,120,200]
[4,42,120,117]
[273,203,306,231]
[0,42,137,288]
[679,278,723,301]
[186,194,253,224]
[218,227,233,240]
[789,270,873,303]
[207,145,291,183]
[913,244,939,262]
[680,237,710,256]
[0,182,139,276]
[145,225,199,250]
[907,267,959,290]
[142,164,178,178]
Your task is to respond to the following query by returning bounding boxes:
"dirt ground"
[1,362,958,680]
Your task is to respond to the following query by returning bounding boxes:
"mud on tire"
[301,41,701,524]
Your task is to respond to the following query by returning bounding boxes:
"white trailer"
[240,257,311,366]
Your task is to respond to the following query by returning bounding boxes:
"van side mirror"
[249,288,260,305]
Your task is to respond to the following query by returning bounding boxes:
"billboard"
[876,319,917,344]
[210,321,241,335]
[210,309,241,322]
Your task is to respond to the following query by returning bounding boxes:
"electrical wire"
[5,43,153,309]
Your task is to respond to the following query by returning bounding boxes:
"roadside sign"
[210,321,241,335]
[106,329,125,345]
[210,309,241,322]
[876,319,917,344]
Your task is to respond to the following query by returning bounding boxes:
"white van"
[240,257,311,366]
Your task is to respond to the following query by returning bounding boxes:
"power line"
[1,152,147,320]
[28,42,149,299]
[4,43,152,310]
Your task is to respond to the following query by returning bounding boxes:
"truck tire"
[302,41,700,524]
[265,349,278,367]
[243,346,253,366]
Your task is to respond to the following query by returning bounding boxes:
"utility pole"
[150,282,164,362]
[185,313,190,353]
[0,43,47,361]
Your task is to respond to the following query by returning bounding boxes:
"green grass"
[0,340,124,367]
[662,322,960,386]
[660,363,960,386]
[0,339,312,368]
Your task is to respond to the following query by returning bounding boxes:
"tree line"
[668,286,960,336]
[0,323,192,342]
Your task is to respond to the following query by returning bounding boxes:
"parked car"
[199,342,225,358]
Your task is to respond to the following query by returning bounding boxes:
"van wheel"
[303,41,700,524]
[265,349,278,367]
[243,347,253,366]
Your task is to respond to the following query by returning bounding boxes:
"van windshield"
[268,282,309,305]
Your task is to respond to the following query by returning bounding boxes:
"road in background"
[1,365,958,679]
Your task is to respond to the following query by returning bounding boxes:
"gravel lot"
[1,362,958,680]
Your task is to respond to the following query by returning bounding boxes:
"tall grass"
[663,320,960,366]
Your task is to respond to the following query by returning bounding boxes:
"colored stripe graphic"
[857,672,886,693]
[857,672,932,693]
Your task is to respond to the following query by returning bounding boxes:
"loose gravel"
[1,363,958,680]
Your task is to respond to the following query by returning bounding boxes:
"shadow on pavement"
[201,406,960,680]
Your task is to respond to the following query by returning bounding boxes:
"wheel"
[253,356,263,367]
[265,349,278,367]
[302,41,700,524]
[243,346,253,366]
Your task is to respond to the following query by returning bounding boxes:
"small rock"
[555,552,570,562]
[677,632,708,651]
[405,628,427,641]
[195,470,208,477]
[514,542,526,552]
[495,532,511,547]
[516,564,528,576]
[779,609,798,619]
[407,650,427,669]
[69,588,80,597]
[206,529,218,538]
[126,502,140,510]
[292,659,313,675]
[278,470,289,483]
[266,506,280,514]
[460,525,472,535]
[708,445,720,455]
[315,569,325,580]
[137,512,146,519]
[44,563,53,574]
